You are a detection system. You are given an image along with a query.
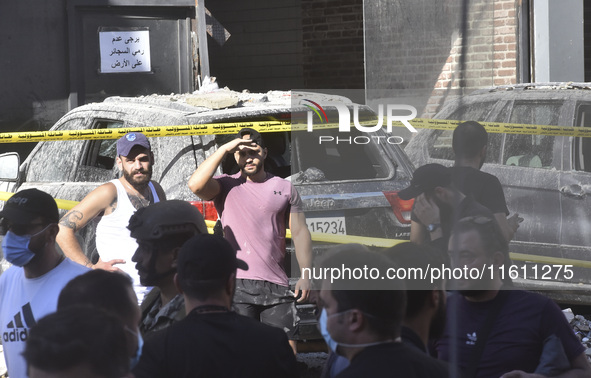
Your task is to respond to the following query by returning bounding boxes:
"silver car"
[0,90,415,337]
[405,82,591,304]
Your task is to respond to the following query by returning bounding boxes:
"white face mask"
[318,308,400,354]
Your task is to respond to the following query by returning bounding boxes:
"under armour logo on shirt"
[274,191,282,195]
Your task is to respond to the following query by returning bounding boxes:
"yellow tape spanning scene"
[2,117,591,143]
[0,120,292,144]
[0,191,589,269]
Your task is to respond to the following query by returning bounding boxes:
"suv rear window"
[291,129,393,181]
[501,102,560,169]
[428,101,502,163]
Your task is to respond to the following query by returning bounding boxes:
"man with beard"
[383,242,447,354]
[436,216,591,378]
[133,234,298,378]
[188,127,312,353]
[399,163,493,253]
[57,132,165,303]
[128,200,207,338]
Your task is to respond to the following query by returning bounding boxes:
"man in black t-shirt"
[133,234,297,378]
[451,121,520,241]
[409,121,520,246]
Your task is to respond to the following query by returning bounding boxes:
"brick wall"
[301,0,364,89]
[364,0,518,118]
[425,0,518,117]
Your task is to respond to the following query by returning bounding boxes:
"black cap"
[398,163,452,200]
[116,132,151,157]
[128,200,208,241]
[177,234,248,284]
[236,128,265,148]
[0,189,59,224]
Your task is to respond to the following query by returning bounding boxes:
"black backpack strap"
[464,290,510,378]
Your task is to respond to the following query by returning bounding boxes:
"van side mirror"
[0,153,20,180]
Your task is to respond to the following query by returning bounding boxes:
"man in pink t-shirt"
[188,128,312,353]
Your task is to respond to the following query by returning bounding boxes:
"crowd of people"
[0,123,589,377]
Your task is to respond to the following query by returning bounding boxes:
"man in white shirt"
[0,189,89,378]
[56,132,166,303]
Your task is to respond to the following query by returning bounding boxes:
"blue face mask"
[1,226,49,267]
[128,327,143,369]
[319,308,339,353]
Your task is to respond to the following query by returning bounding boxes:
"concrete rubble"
[563,308,591,360]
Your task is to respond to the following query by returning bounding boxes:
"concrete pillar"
[532,0,584,82]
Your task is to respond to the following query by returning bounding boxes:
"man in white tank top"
[56,132,166,304]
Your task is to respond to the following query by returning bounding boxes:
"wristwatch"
[427,223,440,232]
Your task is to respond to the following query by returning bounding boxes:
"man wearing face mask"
[316,244,448,377]
[400,163,494,253]
[0,189,90,378]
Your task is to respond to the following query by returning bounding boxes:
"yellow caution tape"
[3,115,591,144]
[509,252,591,269]
[390,118,591,137]
[0,121,293,144]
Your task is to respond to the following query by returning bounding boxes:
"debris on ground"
[563,308,591,361]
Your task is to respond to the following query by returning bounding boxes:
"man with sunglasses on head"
[188,127,312,353]
[436,216,591,378]
[57,132,166,304]
[0,189,89,378]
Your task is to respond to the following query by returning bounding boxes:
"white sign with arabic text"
[99,30,151,73]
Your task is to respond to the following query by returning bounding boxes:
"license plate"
[306,217,346,235]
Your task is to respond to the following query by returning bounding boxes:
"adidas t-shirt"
[0,258,89,378]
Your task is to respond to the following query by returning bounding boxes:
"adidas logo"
[3,303,36,343]
[466,331,477,345]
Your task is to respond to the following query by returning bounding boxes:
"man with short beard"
[57,132,166,303]
[128,200,207,338]
[437,216,591,378]
[398,163,493,253]
[188,127,312,353]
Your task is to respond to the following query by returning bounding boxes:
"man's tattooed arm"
[59,210,84,232]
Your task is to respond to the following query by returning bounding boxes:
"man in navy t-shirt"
[437,216,590,378]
